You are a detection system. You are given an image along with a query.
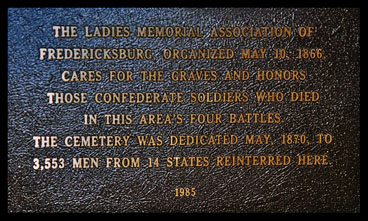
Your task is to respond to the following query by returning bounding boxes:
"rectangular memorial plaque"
[8,8,360,213]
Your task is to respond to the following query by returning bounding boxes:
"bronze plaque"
[8,8,360,212]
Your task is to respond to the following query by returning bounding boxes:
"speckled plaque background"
[8,8,360,212]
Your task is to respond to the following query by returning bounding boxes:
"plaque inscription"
[8,8,360,212]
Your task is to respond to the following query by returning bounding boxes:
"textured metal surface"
[8,8,359,212]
